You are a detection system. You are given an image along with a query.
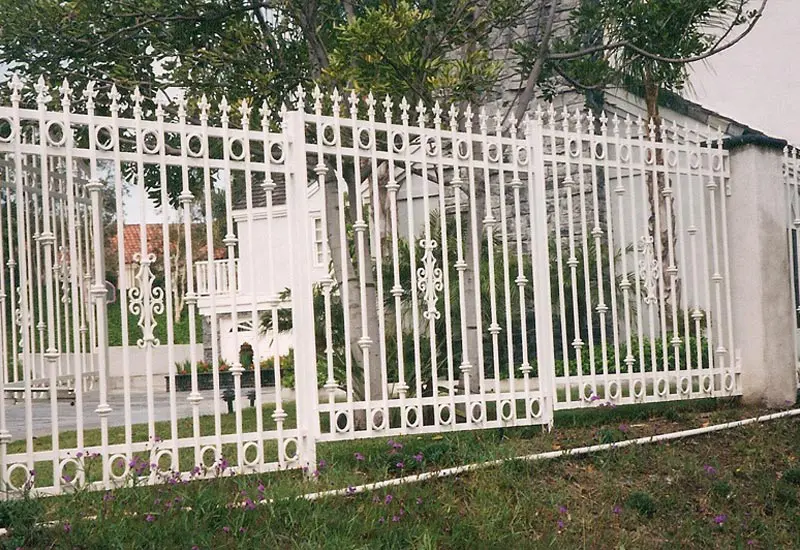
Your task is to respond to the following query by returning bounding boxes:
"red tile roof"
[110,224,226,264]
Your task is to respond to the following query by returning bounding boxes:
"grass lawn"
[1,398,799,549]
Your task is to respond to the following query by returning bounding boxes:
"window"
[312,216,325,266]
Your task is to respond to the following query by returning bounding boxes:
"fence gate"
[296,92,556,443]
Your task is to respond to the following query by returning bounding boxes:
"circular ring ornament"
[499,399,514,421]
[109,453,130,480]
[187,133,204,157]
[242,441,261,467]
[228,137,246,160]
[0,118,15,143]
[438,404,453,425]
[95,125,115,150]
[46,120,66,147]
[6,463,32,492]
[405,406,421,428]
[141,129,160,154]
[528,398,542,418]
[334,410,351,433]
[632,379,645,399]
[283,437,299,462]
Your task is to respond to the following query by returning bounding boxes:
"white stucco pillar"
[728,141,797,407]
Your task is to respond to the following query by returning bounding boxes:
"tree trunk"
[323,164,384,430]
[643,79,680,326]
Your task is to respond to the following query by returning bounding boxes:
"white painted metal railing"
[195,259,239,296]
[0,77,741,498]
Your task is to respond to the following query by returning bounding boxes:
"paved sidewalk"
[3,387,291,440]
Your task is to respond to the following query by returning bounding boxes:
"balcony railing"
[195,259,239,295]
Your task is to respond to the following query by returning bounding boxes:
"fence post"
[727,139,797,407]
[284,110,320,470]
[528,116,557,426]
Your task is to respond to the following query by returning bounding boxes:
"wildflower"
[29,469,35,477]
[76,452,83,459]
[378,517,384,525]
[558,505,568,514]
[154,435,162,443]
[413,453,423,463]
[704,465,718,476]
[318,460,327,470]
[747,540,756,546]
[103,491,114,502]
[345,486,356,496]
[713,514,727,526]
[372,495,380,504]
[416,497,423,505]
[63,522,71,534]
[612,505,622,515]
[392,515,400,522]
[218,457,229,471]
[244,498,256,511]
[257,481,266,494]
[62,475,72,483]
[222,526,231,534]
[385,494,393,504]
[557,520,565,531]
[618,423,629,433]
[354,452,365,461]
[239,527,246,534]
[589,394,600,402]
[396,462,405,470]
[145,514,155,523]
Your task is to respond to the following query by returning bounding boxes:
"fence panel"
[302,89,554,440]
[541,108,739,408]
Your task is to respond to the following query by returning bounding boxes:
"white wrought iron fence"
[0,77,740,497]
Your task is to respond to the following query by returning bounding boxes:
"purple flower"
[372,495,381,504]
[385,494,393,504]
[63,522,71,534]
[557,520,565,531]
[396,462,405,470]
[416,497,423,505]
[618,423,629,433]
[244,498,256,511]
[103,491,114,502]
[392,515,400,522]
[413,453,423,463]
[218,457,229,471]
[318,460,327,470]
[222,526,231,534]
[558,505,568,514]
[154,436,162,443]
[612,505,622,515]
[704,465,718,476]
[62,475,72,483]
[345,486,356,496]
[713,514,727,526]
[76,452,83,459]
[589,394,600,402]
[747,540,756,546]
[354,452,365,461]
[378,517,384,525]
[145,514,155,523]
[239,527,246,534]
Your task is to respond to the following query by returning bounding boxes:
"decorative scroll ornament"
[128,252,165,347]
[638,235,660,305]
[416,239,443,320]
